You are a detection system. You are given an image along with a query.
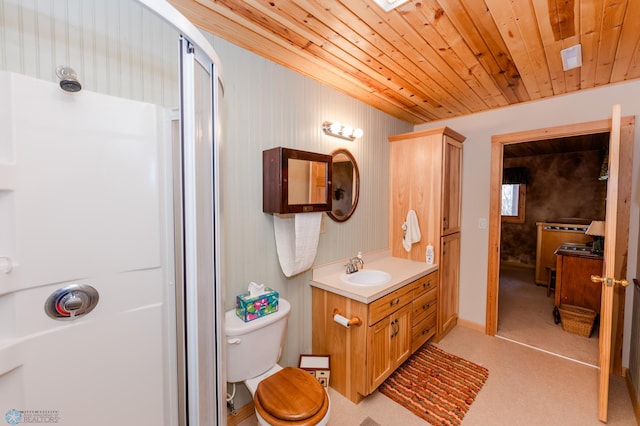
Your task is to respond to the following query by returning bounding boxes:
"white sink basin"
[340,270,392,286]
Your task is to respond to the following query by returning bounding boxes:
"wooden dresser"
[535,220,592,285]
[554,244,603,313]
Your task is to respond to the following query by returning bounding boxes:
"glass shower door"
[176,38,224,425]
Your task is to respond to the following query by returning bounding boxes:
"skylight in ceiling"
[373,0,410,12]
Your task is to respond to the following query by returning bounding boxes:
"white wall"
[415,82,640,367]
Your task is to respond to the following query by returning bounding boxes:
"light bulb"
[342,125,353,137]
[329,122,342,134]
[353,128,364,138]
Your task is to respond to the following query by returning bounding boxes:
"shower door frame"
[177,38,224,425]
[136,1,225,424]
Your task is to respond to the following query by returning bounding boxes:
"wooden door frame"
[485,116,635,375]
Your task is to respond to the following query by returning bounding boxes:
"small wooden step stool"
[546,266,556,297]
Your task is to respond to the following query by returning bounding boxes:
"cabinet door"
[439,233,460,337]
[389,134,441,261]
[367,303,412,392]
[368,316,392,392]
[390,303,412,367]
[442,136,462,235]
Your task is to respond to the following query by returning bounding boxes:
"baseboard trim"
[227,402,255,426]
[624,368,640,425]
[457,318,485,333]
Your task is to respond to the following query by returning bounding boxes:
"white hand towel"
[273,212,322,277]
[402,209,421,252]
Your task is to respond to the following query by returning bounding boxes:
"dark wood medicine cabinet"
[263,147,333,214]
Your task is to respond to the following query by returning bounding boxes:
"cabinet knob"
[389,298,400,307]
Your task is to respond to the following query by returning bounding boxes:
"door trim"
[485,116,635,374]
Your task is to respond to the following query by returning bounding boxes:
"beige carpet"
[358,417,381,426]
[237,326,636,425]
[497,264,599,366]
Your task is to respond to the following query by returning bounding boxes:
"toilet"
[225,298,330,425]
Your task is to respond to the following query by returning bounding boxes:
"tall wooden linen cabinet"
[388,127,465,340]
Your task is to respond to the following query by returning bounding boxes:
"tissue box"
[235,288,279,322]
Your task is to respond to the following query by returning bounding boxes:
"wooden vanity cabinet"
[389,127,464,341]
[411,272,438,352]
[311,271,438,403]
[368,303,412,390]
[442,137,463,236]
[439,233,460,337]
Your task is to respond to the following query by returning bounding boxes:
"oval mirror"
[327,148,360,222]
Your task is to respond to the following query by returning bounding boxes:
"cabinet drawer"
[369,286,414,325]
[412,312,436,353]
[412,288,437,325]
[413,272,438,297]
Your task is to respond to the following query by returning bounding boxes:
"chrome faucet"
[345,254,364,274]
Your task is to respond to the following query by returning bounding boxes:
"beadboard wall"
[1,0,411,383]
[0,0,179,107]
[203,34,411,368]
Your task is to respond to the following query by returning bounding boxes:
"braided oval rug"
[379,344,489,426]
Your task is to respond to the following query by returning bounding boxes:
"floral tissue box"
[235,288,279,322]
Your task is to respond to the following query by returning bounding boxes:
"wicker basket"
[559,304,596,337]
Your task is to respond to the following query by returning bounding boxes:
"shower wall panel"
[0,0,179,107]
[0,71,174,425]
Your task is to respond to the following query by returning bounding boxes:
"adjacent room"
[497,133,609,366]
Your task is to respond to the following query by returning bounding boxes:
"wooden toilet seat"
[254,367,328,426]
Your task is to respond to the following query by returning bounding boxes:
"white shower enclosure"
[0,0,224,424]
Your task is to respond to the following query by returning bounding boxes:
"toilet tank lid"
[225,298,290,336]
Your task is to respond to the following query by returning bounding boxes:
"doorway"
[496,133,608,364]
[486,116,635,375]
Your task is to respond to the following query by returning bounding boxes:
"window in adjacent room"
[501,167,528,224]
[501,184,526,223]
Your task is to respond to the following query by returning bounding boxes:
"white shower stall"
[0,0,224,424]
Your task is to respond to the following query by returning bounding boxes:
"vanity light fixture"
[322,121,363,141]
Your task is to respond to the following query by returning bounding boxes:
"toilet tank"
[225,298,291,383]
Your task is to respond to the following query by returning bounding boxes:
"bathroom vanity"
[310,253,438,403]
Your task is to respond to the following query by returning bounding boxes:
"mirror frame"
[327,148,360,222]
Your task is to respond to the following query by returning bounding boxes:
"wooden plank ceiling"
[170,0,640,125]
[503,132,609,158]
